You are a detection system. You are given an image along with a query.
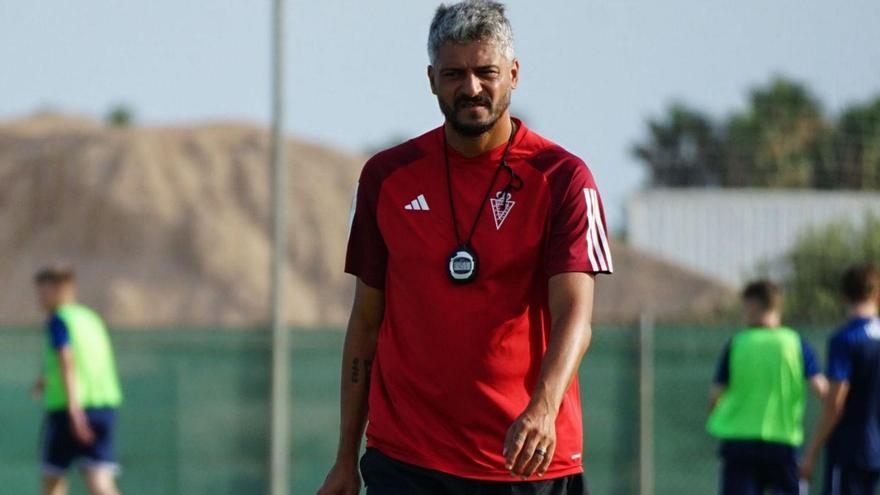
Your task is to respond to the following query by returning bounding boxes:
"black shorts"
[360,448,588,495]
[822,461,880,495]
[41,408,118,475]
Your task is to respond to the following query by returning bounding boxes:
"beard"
[439,90,511,137]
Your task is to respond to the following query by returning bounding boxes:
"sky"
[1,0,879,229]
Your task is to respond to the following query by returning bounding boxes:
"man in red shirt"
[318,1,612,494]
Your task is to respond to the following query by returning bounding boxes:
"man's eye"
[478,70,499,78]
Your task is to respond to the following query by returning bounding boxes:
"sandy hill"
[0,114,732,328]
[0,114,362,327]
[593,242,734,323]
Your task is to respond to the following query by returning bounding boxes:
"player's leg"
[41,412,75,495]
[41,475,68,495]
[82,467,121,495]
[719,459,761,495]
[79,408,121,495]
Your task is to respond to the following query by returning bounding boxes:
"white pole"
[269,0,289,493]
[639,312,655,495]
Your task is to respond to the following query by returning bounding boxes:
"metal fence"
[0,325,833,494]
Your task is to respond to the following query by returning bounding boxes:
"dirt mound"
[0,114,362,327]
[0,114,732,328]
[594,243,734,324]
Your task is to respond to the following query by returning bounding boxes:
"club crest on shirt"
[490,191,515,230]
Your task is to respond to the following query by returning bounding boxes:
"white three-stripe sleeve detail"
[346,184,359,241]
[586,189,608,271]
[590,188,613,272]
[583,188,598,271]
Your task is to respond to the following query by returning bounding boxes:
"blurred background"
[1,0,879,493]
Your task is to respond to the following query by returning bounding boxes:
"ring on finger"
[534,447,547,457]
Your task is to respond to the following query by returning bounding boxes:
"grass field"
[0,325,830,494]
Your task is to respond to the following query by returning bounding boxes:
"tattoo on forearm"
[349,357,374,387]
[351,358,360,383]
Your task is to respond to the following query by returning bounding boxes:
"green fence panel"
[0,324,837,494]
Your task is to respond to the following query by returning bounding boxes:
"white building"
[627,189,880,287]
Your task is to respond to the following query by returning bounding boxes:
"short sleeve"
[827,333,852,382]
[48,315,70,350]
[543,160,613,276]
[801,338,820,378]
[344,165,388,289]
[714,341,731,385]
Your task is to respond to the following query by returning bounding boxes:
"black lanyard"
[442,122,521,283]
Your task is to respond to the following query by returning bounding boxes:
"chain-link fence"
[0,329,272,494]
[648,324,828,495]
[0,325,835,494]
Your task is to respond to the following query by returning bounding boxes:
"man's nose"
[461,73,481,96]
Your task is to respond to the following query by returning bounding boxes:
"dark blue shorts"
[41,407,118,475]
[822,461,880,495]
[720,458,804,495]
[718,441,805,495]
[360,448,588,495]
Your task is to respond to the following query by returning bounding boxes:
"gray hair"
[427,1,515,65]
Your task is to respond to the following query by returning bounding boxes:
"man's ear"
[427,65,437,95]
[510,59,520,90]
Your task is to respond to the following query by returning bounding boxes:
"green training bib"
[706,327,806,446]
[43,304,123,411]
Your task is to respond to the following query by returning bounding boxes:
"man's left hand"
[503,403,557,478]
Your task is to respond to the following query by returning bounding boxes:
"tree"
[784,214,880,323]
[632,76,867,189]
[831,97,880,189]
[632,103,721,186]
[105,104,134,127]
[723,77,828,188]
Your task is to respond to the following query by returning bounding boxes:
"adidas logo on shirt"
[404,194,430,211]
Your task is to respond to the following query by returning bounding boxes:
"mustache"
[454,95,492,110]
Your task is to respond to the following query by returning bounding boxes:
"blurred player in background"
[318,1,611,494]
[801,264,880,495]
[707,280,827,495]
[31,266,123,495]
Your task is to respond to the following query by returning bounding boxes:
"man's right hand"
[317,460,361,495]
[320,281,382,495]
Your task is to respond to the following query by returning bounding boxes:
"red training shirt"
[345,119,613,481]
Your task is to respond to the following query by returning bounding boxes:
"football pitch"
[0,326,827,494]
